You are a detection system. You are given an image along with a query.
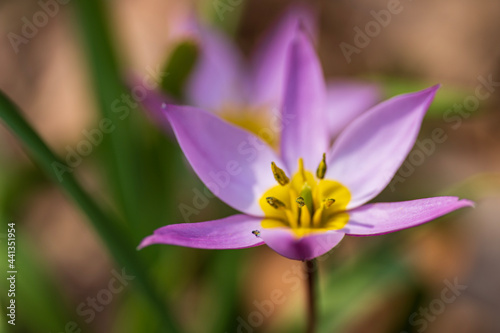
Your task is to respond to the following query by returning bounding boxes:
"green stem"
[305,259,318,333]
[0,92,180,333]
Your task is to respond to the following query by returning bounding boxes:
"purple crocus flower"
[142,5,380,141]
[139,28,472,261]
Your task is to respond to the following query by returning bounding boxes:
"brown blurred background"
[1,0,500,332]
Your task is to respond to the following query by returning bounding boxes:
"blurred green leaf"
[160,42,199,101]
[0,234,73,332]
[0,165,47,219]
[112,292,160,333]
[72,0,141,228]
[0,92,180,333]
[205,251,245,333]
[0,306,5,332]
[127,116,185,242]
[319,247,411,333]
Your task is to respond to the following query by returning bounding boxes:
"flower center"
[259,155,351,237]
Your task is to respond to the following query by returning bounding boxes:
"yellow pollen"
[271,162,289,186]
[316,153,327,179]
[298,158,306,182]
[266,197,286,209]
[259,156,351,238]
[324,198,336,208]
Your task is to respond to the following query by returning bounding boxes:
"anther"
[266,197,286,209]
[316,153,327,179]
[271,162,289,186]
[324,198,336,208]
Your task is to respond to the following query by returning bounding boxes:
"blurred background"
[1,0,499,332]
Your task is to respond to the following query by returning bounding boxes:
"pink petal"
[280,28,328,173]
[325,85,440,209]
[250,4,316,108]
[185,23,246,111]
[138,215,265,249]
[344,197,474,236]
[165,104,286,216]
[259,228,345,261]
[325,80,381,139]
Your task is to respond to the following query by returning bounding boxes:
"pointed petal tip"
[412,83,441,99]
[283,3,313,29]
[326,83,444,208]
[293,21,314,43]
[137,215,266,251]
[415,84,441,103]
[427,83,441,95]
[458,198,476,208]
[345,196,475,237]
[281,18,327,172]
[394,84,441,101]
[445,196,475,209]
[287,13,315,46]
[137,235,156,250]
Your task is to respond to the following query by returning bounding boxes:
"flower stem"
[305,259,318,333]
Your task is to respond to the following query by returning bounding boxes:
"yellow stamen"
[316,153,327,179]
[312,199,334,227]
[300,205,312,228]
[324,198,336,208]
[312,206,324,227]
[271,162,289,186]
[285,210,298,229]
[259,155,352,237]
[266,197,286,209]
[298,158,306,182]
